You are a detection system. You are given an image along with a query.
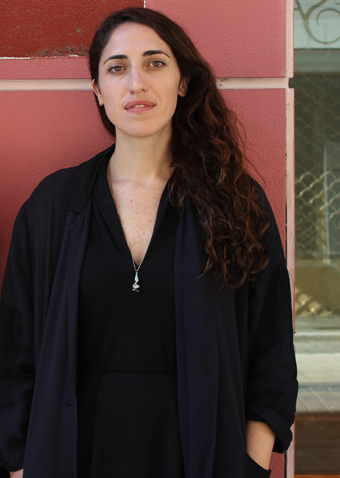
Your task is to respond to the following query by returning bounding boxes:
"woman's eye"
[109,65,124,73]
[149,60,165,68]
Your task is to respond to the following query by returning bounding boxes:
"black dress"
[77,160,184,478]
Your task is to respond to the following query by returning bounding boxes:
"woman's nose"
[127,67,148,93]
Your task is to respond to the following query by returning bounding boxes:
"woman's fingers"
[9,470,24,478]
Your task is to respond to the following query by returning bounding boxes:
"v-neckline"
[94,158,171,268]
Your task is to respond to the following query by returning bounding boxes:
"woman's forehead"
[102,23,171,58]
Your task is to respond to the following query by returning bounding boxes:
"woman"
[0,8,298,478]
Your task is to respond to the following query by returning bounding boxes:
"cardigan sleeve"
[0,204,35,473]
[245,195,298,453]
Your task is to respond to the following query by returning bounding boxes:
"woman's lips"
[125,100,155,112]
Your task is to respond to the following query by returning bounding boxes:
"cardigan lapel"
[64,147,113,389]
[66,203,93,390]
[174,203,219,478]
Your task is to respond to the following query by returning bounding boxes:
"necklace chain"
[107,166,145,292]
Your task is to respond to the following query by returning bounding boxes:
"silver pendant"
[132,271,140,292]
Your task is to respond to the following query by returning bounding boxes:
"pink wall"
[148,0,286,78]
[0,0,294,476]
[0,58,90,79]
[0,0,142,57]
[0,90,112,278]
[222,89,287,240]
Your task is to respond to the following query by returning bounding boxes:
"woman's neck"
[109,133,173,185]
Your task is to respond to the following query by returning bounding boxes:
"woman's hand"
[246,420,275,470]
[9,470,23,478]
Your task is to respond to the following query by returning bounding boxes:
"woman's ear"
[178,77,189,97]
[92,79,104,106]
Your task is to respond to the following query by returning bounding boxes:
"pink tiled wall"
[147,0,286,78]
[0,0,143,57]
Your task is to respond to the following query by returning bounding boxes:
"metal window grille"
[295,72,340,317]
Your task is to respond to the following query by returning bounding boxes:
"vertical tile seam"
[285,89,296,478]
[286,0,294,79]
[286,87,295,301]
[285,0,295,475]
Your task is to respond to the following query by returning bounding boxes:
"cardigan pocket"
[245,453,271,478]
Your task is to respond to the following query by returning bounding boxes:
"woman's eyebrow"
[143,50,170,58]
[103,50,170,65]
[104,54,128,64]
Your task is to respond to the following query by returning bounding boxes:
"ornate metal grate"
[294,72,340,317]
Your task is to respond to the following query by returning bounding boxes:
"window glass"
[293,1,340,475]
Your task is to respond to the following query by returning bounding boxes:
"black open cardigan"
[0,144,298,478]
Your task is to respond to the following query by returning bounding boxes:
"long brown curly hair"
[89,7,270,289]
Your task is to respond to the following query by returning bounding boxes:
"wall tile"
[0,0,142,57]
[0,58,90,80]
[146,0,286,78]
[222,89,287,241]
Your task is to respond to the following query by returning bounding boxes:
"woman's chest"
[111,181,167,265]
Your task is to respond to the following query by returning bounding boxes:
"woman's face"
[93,22,186,141]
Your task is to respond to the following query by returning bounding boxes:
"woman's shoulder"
[27,166,77,207]
[24,144,115,215]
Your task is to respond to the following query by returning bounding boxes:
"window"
[293,1,340,475]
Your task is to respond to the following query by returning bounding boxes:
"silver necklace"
[131,244,148,293]
[107,166,146,293]
[132,258,143,292]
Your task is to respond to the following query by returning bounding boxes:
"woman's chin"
[115,124,172,142]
